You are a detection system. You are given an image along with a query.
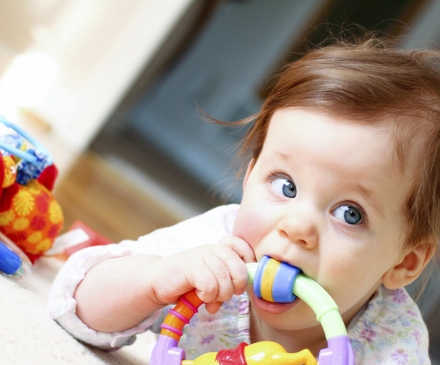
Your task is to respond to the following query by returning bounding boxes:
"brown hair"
[238,35,440,251]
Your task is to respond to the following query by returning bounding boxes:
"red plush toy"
[0,117,64,263]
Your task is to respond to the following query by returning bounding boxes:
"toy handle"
[150,257,354,365]
[0,115,53,166]
[150,290,204,365]
[159,290,204,341]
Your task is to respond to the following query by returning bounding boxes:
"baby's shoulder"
[153,203,238,240]
[126,204,239,255]
[349,286,429,364]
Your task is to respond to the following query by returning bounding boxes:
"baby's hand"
[149,238,254,314]
[217,236,256,263]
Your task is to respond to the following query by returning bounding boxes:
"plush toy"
[0,117,63,263]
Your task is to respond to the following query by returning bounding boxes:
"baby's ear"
[382,241,435,290]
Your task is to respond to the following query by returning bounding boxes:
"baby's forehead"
[275,107,426,172]
[267,109,394,163]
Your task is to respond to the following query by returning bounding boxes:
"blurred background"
[0,0,439,361]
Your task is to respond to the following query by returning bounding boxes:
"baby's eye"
[333,205,363,225]
[270,178,297,198]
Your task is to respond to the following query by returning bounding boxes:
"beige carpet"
[0,256,156,365]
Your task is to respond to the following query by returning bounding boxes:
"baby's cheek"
[232,207,267,248]
[318,259,357,295]
[323,259,375,304]
[327,259,353,277]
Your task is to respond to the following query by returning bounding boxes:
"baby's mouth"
[252,294,298,314]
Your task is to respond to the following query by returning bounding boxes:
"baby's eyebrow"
[355,184,384,219]
[259,151,292,169]
[270,151,295,165]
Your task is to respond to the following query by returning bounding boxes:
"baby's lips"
[252,293,298,314]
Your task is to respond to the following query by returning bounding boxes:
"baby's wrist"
[143,255,172,307]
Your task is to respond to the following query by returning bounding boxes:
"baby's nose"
[277,206,319,249]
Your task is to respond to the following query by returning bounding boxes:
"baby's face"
[233,108,413,332]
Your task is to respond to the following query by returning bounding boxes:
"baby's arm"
[74,238,254,333]
[73,254,162,333]
[48,204,245,349]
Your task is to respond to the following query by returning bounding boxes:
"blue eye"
[270,178,297,198]
[333,205,363,225]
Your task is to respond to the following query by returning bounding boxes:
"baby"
[49,35,440,363]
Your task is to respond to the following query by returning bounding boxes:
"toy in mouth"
[248,255,301,314]
[150,255,354,365]
[251,255,301,303]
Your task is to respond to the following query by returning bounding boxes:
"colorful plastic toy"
[0,231,32,279]
[0,116,63,262]
[151,256,354,365]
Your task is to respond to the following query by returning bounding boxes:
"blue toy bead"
[272,261,300,303]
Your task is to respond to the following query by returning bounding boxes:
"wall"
[0,0,194,157]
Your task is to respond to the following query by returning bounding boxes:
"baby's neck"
[249,305,328,357]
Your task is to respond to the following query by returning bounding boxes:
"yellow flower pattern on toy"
[34,238,51,253]
[13,189,34,216]
[2,156,16,188]
[13,217,29,231]
[27,231,43,244]
[49,201,63,224]
[0,210,15,226]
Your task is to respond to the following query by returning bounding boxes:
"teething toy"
[151,256,354,365]
[0,116,63,262]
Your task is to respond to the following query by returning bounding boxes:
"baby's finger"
[205,301,223,314]
[201,251,235,302]
[192,263,222,304]
[218,236,256,263]
[214,247,248,298]
[224,259,248,296]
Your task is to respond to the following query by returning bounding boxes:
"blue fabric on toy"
[0,133,50,185]
[16,149,48,185]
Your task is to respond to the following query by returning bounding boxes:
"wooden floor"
[53,152,181,243]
